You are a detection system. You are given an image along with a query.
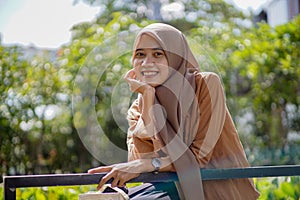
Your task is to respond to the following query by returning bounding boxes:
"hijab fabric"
[133,23,205,200]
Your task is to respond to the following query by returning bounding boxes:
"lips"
[141,71,159,77]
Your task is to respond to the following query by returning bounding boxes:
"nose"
[141,55,155,67]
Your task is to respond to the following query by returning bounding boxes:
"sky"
[0,0,267,48]
[0,0,100,48]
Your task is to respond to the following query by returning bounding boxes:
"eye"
[154,51,165,57]
[135,51,145,58]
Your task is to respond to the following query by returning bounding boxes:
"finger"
[97,171,115,190]
[118,178,126,188]
[124,69,136,80]
[124,70,132,80]
[110,176,119,188]
[88,166,112,174]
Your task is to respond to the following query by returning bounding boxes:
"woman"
[88,23,260,199]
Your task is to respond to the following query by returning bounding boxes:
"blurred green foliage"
[255,177,300,200]
[0,0,299,180]
[0,184,97,200]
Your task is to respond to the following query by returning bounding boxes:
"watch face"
[152,158,161,169]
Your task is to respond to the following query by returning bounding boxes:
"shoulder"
[194,72,223,89]
[195,72,221,82]
[193,72,226,108]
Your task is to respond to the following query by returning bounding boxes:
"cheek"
[161,68,170,80]
[132,60,138,70]
[132,62,142,80]
[133,68,139,76]
[133,59,140,70]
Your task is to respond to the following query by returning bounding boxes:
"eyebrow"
[135,47,164,51]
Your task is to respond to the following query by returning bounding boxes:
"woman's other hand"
[87,159,152,190]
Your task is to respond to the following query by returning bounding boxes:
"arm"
[125,69,175,169]
[125,69,161,160]
[87,157,174,189]
[88,69,174,190]
[89,107,174,190]
[126,98,175,167]
[125,69,157,138]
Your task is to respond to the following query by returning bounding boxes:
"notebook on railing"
[78,185,129,200]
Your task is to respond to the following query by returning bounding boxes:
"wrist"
[151,157,161,174]
[142,84,155,94]
[140,158,156,172]
[139,157,173,173]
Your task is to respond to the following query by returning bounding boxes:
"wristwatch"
[151,157,161,174]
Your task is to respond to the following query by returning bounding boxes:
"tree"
[75,0,249,29]
[227,16,300,165]
[0,45,29,175]
[0,44,92,175]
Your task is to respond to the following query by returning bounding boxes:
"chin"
[141,78,165,87]
[148,82,162,87]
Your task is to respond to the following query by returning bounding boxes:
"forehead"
[135,34,162,50]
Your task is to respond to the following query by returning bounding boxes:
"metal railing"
[3,165,300,199]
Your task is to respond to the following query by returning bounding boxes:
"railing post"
[4,178,16,200]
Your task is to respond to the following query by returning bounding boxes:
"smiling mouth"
[142,71,159,77]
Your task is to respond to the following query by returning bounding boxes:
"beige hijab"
[133,23,205,200]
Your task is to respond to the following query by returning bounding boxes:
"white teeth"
[142,71,158,76]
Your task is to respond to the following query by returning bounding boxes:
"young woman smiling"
[88,23,260,200]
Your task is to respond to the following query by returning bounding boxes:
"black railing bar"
[4,165,300,189]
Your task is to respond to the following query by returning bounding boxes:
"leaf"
[280,182,295,197]
[35,189,47,200]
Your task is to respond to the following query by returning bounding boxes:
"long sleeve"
[126,98,163,161]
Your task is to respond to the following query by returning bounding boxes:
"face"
[132,34,169,87]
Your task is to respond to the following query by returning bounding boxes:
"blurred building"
[254,0,300,27]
